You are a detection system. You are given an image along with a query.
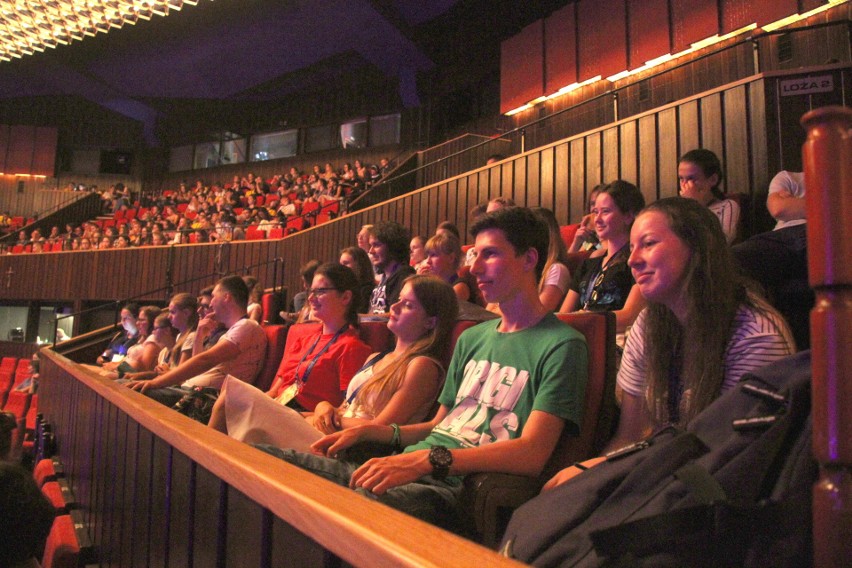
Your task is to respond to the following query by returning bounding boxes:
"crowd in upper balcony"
[0,156,394,254]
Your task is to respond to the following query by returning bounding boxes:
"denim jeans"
[255,445,469,534]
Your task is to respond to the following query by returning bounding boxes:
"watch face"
[429,445,453,468]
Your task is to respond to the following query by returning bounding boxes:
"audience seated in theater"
[0,463,56,568]
[567,184,604,253]
[123,293,198,382]
[544,197,794,490]
[731,170,810,348]
[560,180,646,333]
[357,224,373,253]
[532,207,572,312]
[678,149,741,244]
[256,263,373,413]
[193,286,227,354]
[409,235,427,272]
[368,221,416,313]
[419,233,474,302]
[211,274,457,453]
[259,207,588,533]
[283,260,321,324]
[99,306,167,379]
[96,303,140,366]
[243,275,264,323]
[339,246,375,314]
[486,195,515,213]
[126,275,267,407]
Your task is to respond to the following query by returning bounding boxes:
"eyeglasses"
[307,287,338,297]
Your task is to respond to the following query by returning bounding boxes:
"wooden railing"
[38,347,521,567]
[0,66,848,309]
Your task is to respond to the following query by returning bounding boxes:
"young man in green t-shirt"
[261,207,588,531]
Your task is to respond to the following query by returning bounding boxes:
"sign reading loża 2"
[780,75,834,96]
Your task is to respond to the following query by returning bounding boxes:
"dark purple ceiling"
[0,0,460,139]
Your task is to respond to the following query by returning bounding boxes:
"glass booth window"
[250,130,298,162]
[340,118,368,149]
[369,114,401,146]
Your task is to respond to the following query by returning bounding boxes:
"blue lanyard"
[345,350,391,405]
[293,324,348,385]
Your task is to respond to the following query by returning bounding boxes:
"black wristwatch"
[428,445,453,481]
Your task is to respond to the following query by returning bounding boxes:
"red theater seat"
[253,325,288,392]
[41,514,80,568]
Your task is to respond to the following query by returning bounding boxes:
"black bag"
[173,386,220,425]
[501,351,815,568]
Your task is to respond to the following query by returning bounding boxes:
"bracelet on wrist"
[389,423,401,450]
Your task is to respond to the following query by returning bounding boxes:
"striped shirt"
[618,303,794,399]
[709,198,741,244]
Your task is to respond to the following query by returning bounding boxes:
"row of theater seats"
[0,356,40,457]
[31,453,95,568]
[247,310,617,544]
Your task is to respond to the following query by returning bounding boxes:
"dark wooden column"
[801,105,852,568]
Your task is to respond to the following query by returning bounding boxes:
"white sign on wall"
[780,75,834,96]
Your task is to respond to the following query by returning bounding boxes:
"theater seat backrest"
[265,323,322,394]
[547,311,618,475]
[358,321,395,353]
[41,514,79,568]
[253,325,288,392]
[560,224,580,250]
[446,320,479,369]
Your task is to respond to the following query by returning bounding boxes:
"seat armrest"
[460,472,544,547]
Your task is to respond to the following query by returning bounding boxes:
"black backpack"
[500,351,815,568]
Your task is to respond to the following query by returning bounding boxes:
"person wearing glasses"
[559,180,646,333]
[125,275,267,408]
[211,274,457,455]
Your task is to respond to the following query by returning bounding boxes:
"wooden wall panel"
[638,115,659,202]
[585,132,602,191]
[226,487,266,567]
[657,108,680,198]
[671,0,719,53]
[724,86,751,195]
[512,157,526,206]
[500,21,545,113]
[545,3,578,93]
[700,93,725,161]
[678,100,700,156]
[540,147,555,214]
[525,153,541,207]
[569,139,586,222]
[193,465,224,567]
[619,121,638,184]
[602,127,620,183]
[501,160,513,197]
[578,0,628,81]
[554,142,571,221]
[169,452,195,568]
[6,125,34,174]
[629,0,671,68]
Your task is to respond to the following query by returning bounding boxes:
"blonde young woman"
[209,274,458,452]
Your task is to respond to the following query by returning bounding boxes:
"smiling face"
[367,236,390,272]
[307,274,348,325]
[593,192,634,242]
[628,210,692,318]
[388,282,435,343]
[678,161,718,206]
[469,228,535,305]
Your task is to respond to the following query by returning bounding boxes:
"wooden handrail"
[39,348,522,567]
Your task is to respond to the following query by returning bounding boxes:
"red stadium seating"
[41,514,80,568]
[253,325,288,392]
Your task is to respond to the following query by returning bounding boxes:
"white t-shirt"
[543,262,571,293]
[184,318,267,389]
[769,170,807,230]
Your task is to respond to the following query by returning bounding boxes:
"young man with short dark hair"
[260,207,588,532]
[368,221,415,313]
[127,275,267,407]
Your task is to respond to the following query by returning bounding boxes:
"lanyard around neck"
[293,324,348,385]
